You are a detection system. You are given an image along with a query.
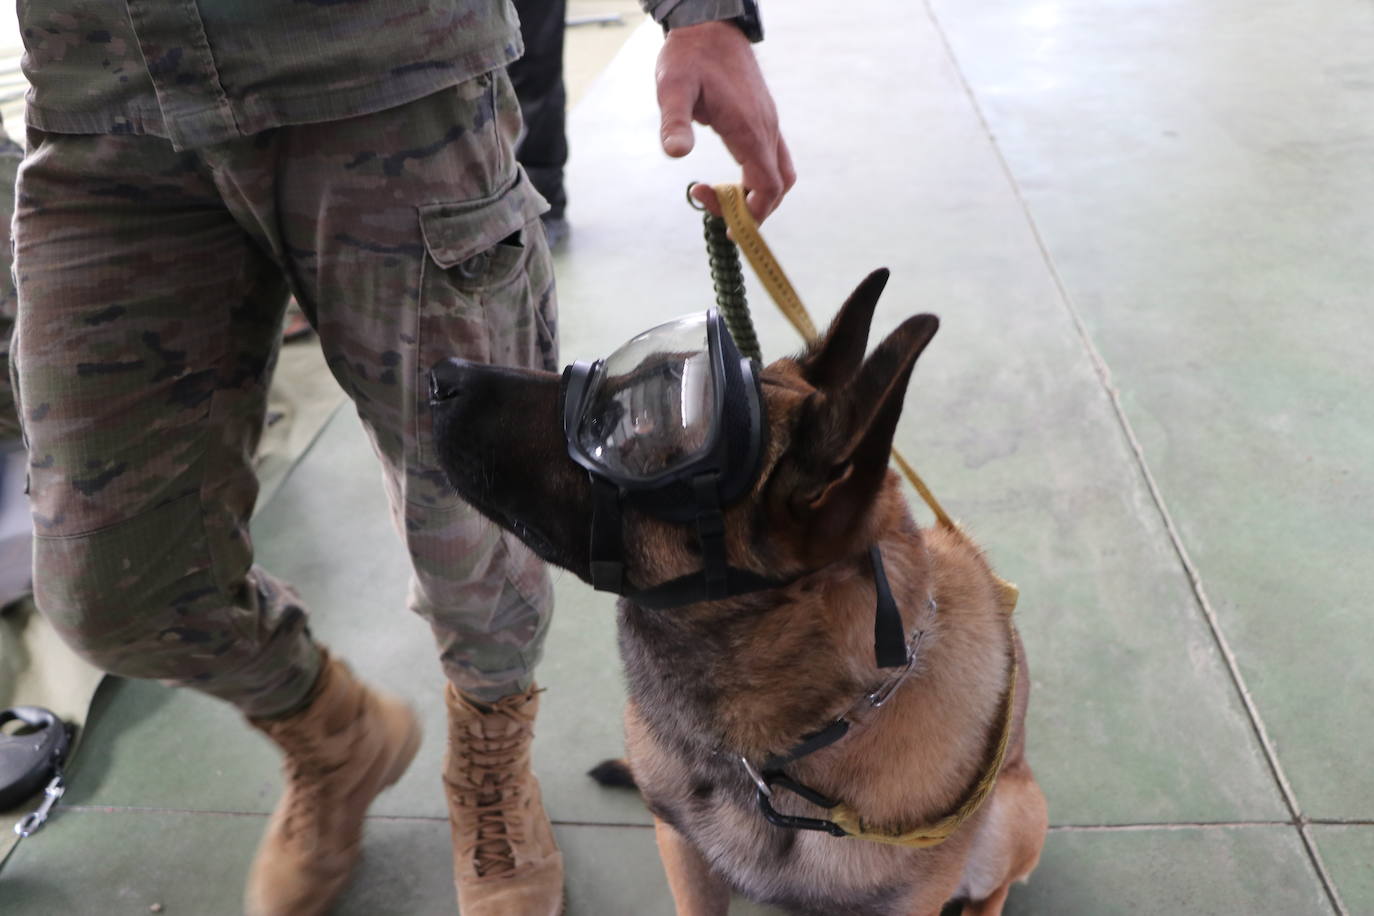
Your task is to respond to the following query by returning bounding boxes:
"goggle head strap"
[583,469,793,609]
[589,476,625,594]
[693,473,729,600]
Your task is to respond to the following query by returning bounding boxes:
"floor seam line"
[1049,821,1290,832]
[58,806,664,830]
[915,4,1347,913]
[66,807,1340,832]
[62,804,269,818]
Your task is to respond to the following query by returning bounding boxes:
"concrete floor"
[3,0,1371,913]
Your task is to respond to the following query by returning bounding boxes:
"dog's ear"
[790,313,939,555]
[801,269,890,390]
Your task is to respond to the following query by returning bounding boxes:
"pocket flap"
[419,170,549,269]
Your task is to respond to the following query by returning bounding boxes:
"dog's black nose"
[429,357,475,402]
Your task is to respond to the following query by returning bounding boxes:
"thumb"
[662,118,695,158]
[657,77,697,158]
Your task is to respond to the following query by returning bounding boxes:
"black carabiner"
[754,771,848,838]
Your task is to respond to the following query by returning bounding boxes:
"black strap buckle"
[589,561,623,593]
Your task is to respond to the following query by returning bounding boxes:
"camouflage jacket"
[18,0,747,151]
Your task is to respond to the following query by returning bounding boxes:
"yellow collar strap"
[708,182,1020,847]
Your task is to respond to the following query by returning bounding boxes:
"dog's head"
[429,269,938,597]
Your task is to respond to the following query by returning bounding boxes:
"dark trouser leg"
[511,0,569,218]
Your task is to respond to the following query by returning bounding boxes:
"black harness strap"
[870,546,908,669]
[589,476,625,594]
[587,470,794,609]
[693,473,730,600]
[762,718,851,772]
[745,549,918,838]
[628,567,791,610]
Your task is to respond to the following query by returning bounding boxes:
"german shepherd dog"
[429,270,1048,915]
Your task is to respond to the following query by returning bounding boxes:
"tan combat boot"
[444,682,564,916]
[244,651,422,916]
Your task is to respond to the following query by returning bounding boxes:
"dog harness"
[704,184,1021,848]
[736,543,1019,848]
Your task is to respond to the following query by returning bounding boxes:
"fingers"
[657,70,698,158]
[743,172,783,223]
[734,131,789,223]
[689,182,722,218]
[689,132,796,223]
[711,99,794,222]
[778,135,797,196]
[747,135,796,223]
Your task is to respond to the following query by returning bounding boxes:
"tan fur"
[653,816,733,916]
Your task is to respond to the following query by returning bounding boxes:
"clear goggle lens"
[575,313,717,481]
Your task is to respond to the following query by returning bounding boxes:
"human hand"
[655,20,795,222]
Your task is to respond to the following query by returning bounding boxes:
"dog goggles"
[563,310,762,506]
[560,310,782,608]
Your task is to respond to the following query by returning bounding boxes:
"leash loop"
[694,185,763,363]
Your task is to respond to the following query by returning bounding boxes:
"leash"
[694,182,1020,848]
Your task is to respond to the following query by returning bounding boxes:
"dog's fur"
[431,269,1048,915]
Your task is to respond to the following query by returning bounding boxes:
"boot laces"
[268,691,364,843]
[278,735,357,842]
[452,714,533,878]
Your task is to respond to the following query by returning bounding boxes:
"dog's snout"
[429,357,475,403]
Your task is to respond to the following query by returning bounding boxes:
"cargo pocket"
[415,169,551,467]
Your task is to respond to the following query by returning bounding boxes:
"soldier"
[10,2,792,915]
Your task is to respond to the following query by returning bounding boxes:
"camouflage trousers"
[11,71,559,717]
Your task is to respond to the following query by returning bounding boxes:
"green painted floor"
[3,0,1370,912]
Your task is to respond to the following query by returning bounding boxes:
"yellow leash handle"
[711,185,1015,614]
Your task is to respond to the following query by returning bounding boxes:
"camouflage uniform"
[11,0,735,717]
